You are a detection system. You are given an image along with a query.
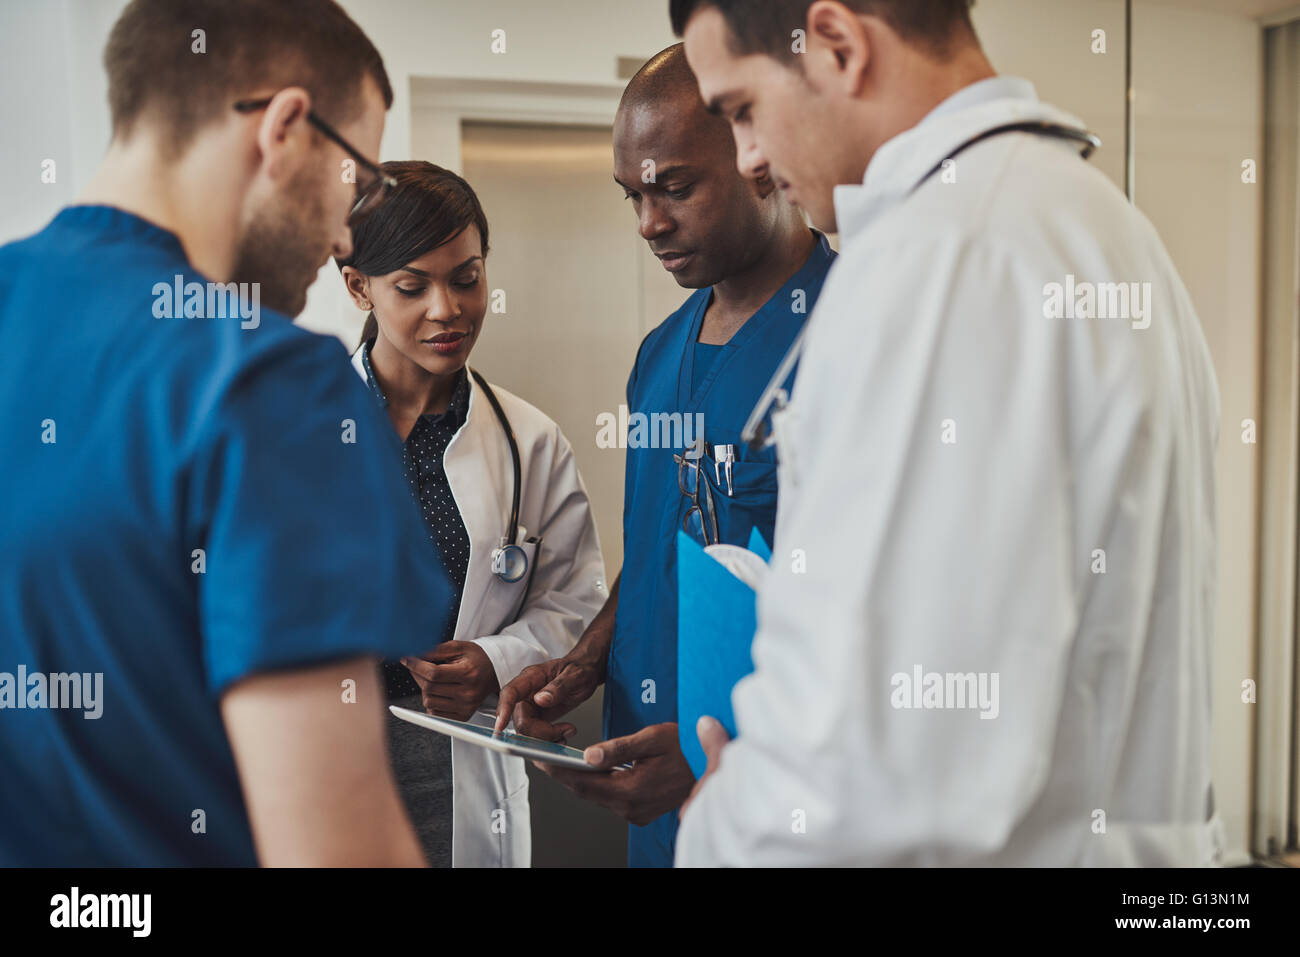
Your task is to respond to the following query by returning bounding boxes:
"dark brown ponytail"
[359,312,378,349]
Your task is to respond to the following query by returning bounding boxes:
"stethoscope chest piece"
[491,538,529,583]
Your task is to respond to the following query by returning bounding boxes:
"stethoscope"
[466,368,536,585]
[740,120,1102,452]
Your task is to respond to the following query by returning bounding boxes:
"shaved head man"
[495,44,838,868]
[610,44,798,294]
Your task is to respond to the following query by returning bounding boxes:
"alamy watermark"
[0,666,103,719]
[50,887,150,937]
[1042,274,1152,330]
[152,275,260,329]
[890,665,999,719]
[595,404,704,450]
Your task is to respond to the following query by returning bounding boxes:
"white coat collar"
[347,342,496,464]
[348,343,495,483]
[832,76,1086,240]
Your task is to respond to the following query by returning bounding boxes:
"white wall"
[973,0,1129,190]
[0,0,126,242]
[1131,0,1263,865]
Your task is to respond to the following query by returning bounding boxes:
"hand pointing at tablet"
[493,653,602,740]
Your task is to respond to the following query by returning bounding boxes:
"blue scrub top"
[606,231,836,867]
[0,206,452,865]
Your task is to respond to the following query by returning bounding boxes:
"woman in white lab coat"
[336,161,606,867]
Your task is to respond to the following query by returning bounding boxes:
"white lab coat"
[675,78,1225,866]
[352,351,607,867]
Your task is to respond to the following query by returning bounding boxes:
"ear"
[253,86,313,183]
[748,169,778,200]
[339,266,373,310]
[803,0,872,96]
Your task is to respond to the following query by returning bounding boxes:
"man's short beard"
[230,173,331,318]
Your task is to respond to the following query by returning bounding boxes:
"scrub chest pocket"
[698,451,779,549]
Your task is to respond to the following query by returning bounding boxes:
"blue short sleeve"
[190,330,451,696]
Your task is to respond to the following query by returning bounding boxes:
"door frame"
[409,76,625,177]
[408,75,673,345]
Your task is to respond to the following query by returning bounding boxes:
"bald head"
[621,44,703,110]
[616,43,733,158]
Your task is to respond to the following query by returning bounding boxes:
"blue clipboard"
[676,527,771,777]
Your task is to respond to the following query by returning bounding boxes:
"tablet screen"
[450,718,590,760]
[389,707,600,769]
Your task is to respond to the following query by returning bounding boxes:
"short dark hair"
[105,0,393,155]
[669,0,978,60]
[336,161,491,349]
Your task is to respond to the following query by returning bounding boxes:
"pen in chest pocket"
[712,443,735,497]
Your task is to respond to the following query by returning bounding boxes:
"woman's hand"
[401,641,500,722]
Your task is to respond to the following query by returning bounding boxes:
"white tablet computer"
[389,706,602,771]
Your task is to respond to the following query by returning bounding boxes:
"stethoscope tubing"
[742,121,1101,454]
[913,121,1101,193]
[467,367,540,589]
[469,367,522,549]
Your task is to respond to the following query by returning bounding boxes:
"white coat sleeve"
[676,231,1091,865]
[470,424,607,687]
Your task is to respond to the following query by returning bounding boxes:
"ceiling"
[1148,0,1300,21]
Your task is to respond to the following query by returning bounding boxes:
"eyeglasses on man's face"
[233,97,397,223]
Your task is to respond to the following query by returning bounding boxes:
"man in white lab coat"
[670,0,1225,866]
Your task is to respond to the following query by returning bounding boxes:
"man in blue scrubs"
[495,44,836,866]
[0,0,449,865]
